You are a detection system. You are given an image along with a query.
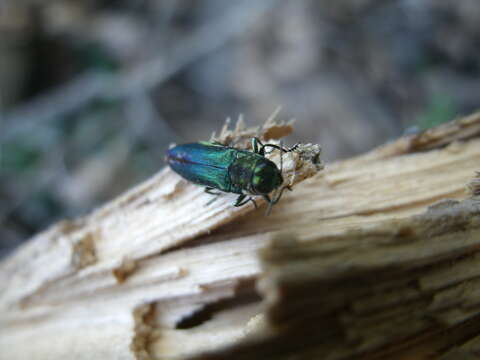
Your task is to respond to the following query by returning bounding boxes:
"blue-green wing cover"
[166,143,234,192]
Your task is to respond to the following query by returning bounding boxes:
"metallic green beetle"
[166,138,296,212]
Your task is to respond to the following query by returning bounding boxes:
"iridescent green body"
[167,141,282,194]
[166,139,293,210]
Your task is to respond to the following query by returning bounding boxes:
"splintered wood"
[1,112,480,360]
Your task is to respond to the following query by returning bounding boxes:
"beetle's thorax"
[228,151,282,195]
[227,151,257,194]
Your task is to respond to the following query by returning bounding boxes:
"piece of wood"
[1,113,480,360]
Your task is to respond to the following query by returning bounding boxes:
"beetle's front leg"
[234,194,258,208]
[251,137,264,155]
[259,143,299,155]
[271,185,291,205]
[253,137,299,157]
[234,194,247,206]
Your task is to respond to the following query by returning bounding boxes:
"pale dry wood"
[0,113,480,360]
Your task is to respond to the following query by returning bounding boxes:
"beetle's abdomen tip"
[166,145,182,159]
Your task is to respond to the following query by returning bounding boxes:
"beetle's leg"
[259,143,298,155]
[205,195,220,206]
[276,141,298,186]
[205,187,221,195]
[288,143,300,152]
[260,144,282,154]
[234,194,258,208]
[234,194,247,207]
[262,195,274,215]
[279,140,284,174]
[271,186,289,205]
[204,187,222,207]
[253,137,299,156]
[264,185,293,215]
[235,194,251,207]
[252,137,264,155]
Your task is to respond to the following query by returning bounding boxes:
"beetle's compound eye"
[252,160,283,195]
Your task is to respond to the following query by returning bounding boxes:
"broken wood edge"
[209,109,296,147]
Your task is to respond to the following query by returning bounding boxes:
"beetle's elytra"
[166,138,296,213]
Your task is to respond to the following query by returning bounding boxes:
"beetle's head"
[252,159,283,195]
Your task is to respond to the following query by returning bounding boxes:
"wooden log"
[1,113,480,360]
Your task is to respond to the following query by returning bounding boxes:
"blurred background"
[1,0,480,258]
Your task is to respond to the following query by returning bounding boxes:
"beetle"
[166,137,296,213]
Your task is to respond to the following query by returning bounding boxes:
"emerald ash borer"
[167,138,297,213]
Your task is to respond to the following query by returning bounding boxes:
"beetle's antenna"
[275,140,285,209]
[266,199,273,216]
[267,185,292,215]
[265,141,284,216]
[269,140,297,212]
[279,140,284,174]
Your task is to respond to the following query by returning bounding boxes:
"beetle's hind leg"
[204,187,222,206]
[205,187,221,195]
